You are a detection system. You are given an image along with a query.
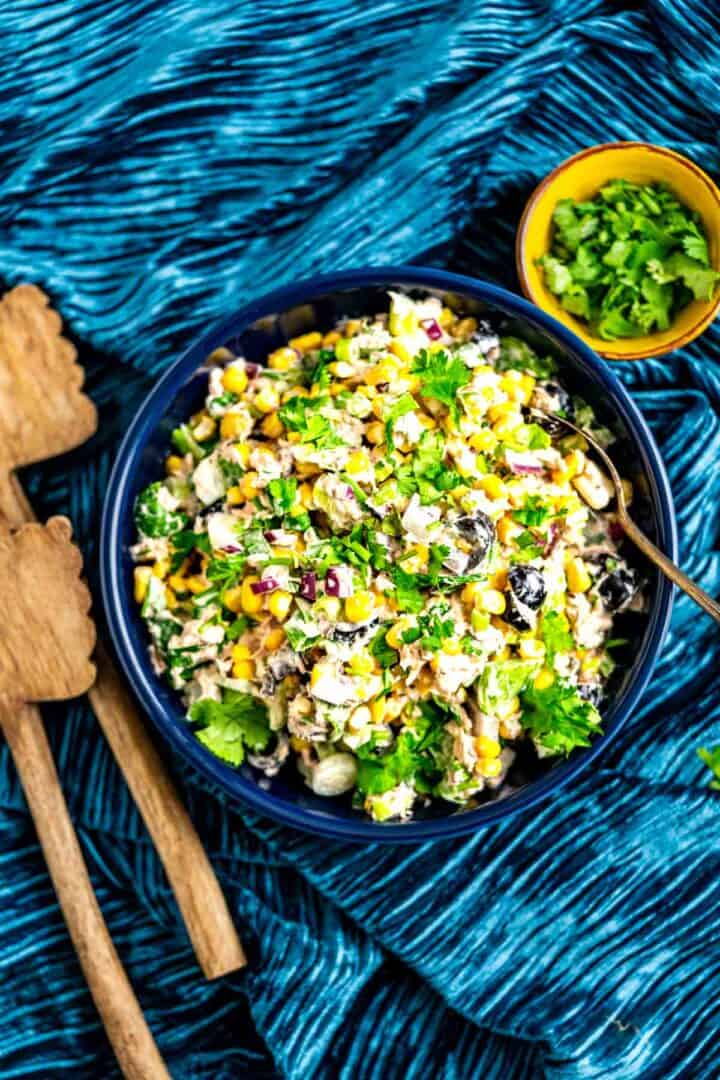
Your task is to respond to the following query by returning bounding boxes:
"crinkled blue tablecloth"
[1,1,719,1077]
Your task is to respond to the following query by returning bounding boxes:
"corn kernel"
[461,581,484,605]
[289,331,322,354]
[477,589,506,615]
[488,401,520,423]
[299,481,315,509]
[232,658,255,680]
[186,575,207,595]
[366,421,385,445]
[566,556,592,594]
[267,346,298,372]
[497,516,522,545]
[152,558,170,580]
[167,572,187,593]
[493,417,524,441]
[222,366,249,395]
[322,330,341,348]
[478,474,507,500]
[226,484,244,506]
[267,590,293,621]
[533,667,555,691]
[438,306,455,329]
[192,415,217,442]
[344,319,362,336]
[385,620,408,649]
[453,316,477,341]
[388,339,413,364]
[345,450,371,476]
[370,697,386,724]
[164,587,178,610]
[489,569,508,590]
[165,454,184,475]
[223,585,244,613]
[264,627,286,651]
[310,661,331,687]
[475,735,501,759]
[231,644,252,662]
[443,638,463,656]
[468,429,498,452]
[261,412,284,439]
[240,576,264,614]
[133,566,152,604]
[581,652,603,674]
[345,591,375,623]
[240,472,259,500]
[220,412,246,440]
[481,757,503,778]
[328,360,354,378]
[518,637,546,660]
[364,360,400,386]
[255,385,279,414]
[349,651,375,676]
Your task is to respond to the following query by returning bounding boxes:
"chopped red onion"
[421,318,443,341]
[343,485,356,500]
[506,451,545,476]
[251,577,279,595]
[325,568,341,597]
[609,521,625,541]
[245,363,260,378]
[299,571,317,601]
[264,530,278,542]
[221,544,242,553]
[542,522,559,556]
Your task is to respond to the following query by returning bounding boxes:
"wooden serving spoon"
[531,406,720,624]
[0,515,170,1080]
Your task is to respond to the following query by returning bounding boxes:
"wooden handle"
[90,644,246,978]
[0,701,170,1080]
[0,468,246,978]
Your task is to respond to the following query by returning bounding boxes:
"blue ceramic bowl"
[100,267,677,842]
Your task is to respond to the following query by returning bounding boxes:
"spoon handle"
[622,516,720,624]
[89,643,246,978]
[0,701,171,1080]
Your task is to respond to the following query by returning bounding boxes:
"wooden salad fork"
[531,406,720,624]
[0,513,170,1080]
[0,285,246,1072]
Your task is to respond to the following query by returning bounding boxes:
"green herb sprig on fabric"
[538,180,720,340]
[698,745,720,790]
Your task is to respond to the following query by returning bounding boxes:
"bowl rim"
[100,265,677,843]
[515,141,720,361]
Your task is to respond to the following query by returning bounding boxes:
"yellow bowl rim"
[516,141,720,360]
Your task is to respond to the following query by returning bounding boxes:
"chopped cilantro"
[171,424,206,460]
[267,476,298,514]
[389,566,426,613]
[189,690,271,766]
[134,482,189,539]
[520,680,602,756]
[540,611,574,659]
[411,348,471,421]
[226,616,251,641]
[512,495,552,527]
[538,181,720,340]
[277,394,344,449]
[369,624,399,669]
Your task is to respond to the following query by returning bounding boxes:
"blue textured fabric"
[1,2,719,1077]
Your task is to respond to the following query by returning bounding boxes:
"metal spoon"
[530,408,720,624]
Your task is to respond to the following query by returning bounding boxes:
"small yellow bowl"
[516,142,720,359]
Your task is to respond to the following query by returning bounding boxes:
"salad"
[131,292,644,822]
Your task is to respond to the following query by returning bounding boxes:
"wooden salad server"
[0,285,245,980]
[0,515,170,1079]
